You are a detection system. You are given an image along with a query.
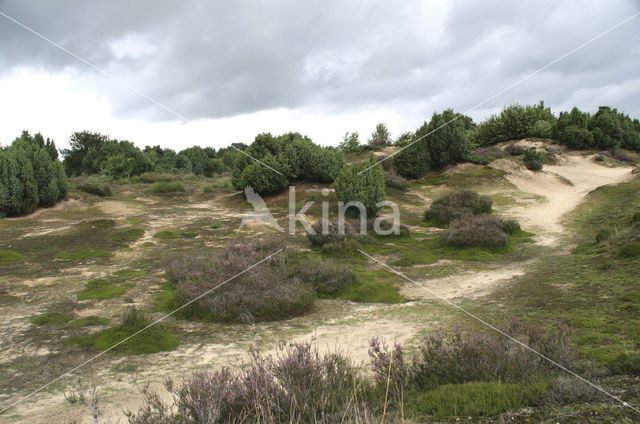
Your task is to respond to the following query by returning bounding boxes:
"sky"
[0,0,639,151]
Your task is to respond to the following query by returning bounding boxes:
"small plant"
[0,250,23,262]
[210,221,222,229]
[523,148,546,171]
[32,312,73,325]
[151,181,185,194]
[77,183,112,197]
[425,190,493,225]
[289,256,357,295]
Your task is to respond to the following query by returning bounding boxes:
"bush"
[546,376,608,404]
[425,190,493,225]
[150,181,185,194]
[530,119,554,138]
[503,143,526,156]
[559,126,594,149]
[307,219,357,246]
[288,256,357,295]
[384,170,409,191]
[334,161,385,217]
[525,159,543,171]
[321,238,363,257]
[393,136,431,178]
[618,242,640,258]
[128,342,363,423]
[469,146,504,164]
[445,214,510,248]
[501,219,521,235]
[613,150,634,163]
[77,183,112,197]
[167,242,315,323]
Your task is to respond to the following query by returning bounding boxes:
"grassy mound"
[77,279,126,300]
[0,250,23,262]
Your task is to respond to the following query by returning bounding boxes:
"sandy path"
[491,154,633,245]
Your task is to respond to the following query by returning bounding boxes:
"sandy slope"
[491,154,634,245]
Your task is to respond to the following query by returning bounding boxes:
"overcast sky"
[1,0,639,151]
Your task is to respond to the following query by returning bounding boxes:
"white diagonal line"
[357,249,640,414]
[0,11,188,122]
[231,145,284,175]
[0,10,283,175]
[358,11,640,175]
[0,249,283,415]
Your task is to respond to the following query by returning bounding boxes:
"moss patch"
[32,312,73,325]
[110,227,144,246]
[0,250,23,262]
[153,231,182,240]
[77,279,126,300]
[58,249,112,260]
[92,323,178,354]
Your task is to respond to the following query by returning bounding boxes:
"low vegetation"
[0,250,23,262]
[58,249,112,260]
[76,183,112,197]
[32,312,73,325]
[77,279,126,300]
[150,181,185,194]
[425,190,493,225]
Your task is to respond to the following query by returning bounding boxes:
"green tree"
[62,131,109,176]
[334,160,385,216]
[339,132,361,153]
[393,135,431,178]
[589,106,622,149]
[368,123,391,147]
[238,154,289,195]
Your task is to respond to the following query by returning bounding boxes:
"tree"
[589,106,622,149]
[394,131,413,147]
[334,160,385,216]
[368,123,391,147]
[393,136,431,178]
[423,109,473,169]
[62,131,109,176]
[339,132,361,153]
[238,154,289,195]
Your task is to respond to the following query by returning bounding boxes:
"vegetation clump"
[425,190,493,225]
[503,143,527,156]
[167,242,315,323]
[445,215,511,249]
[150,181,185,194]
[32,312,73,325]
[0,250,23,262]
[76,183,112,197]
[89,308,178,354]
[384,170,409,191]
[618,242,640,258]
[523,148,546,171]
[69,316,111,327]
[334,161,385,216]
[58,249,112,260]
[153,230,182,240]
[110,227,144,246]
[77,279,126,300]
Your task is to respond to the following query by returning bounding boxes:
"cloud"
[0,0,639,145]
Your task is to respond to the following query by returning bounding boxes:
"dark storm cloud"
[1,0,639,122]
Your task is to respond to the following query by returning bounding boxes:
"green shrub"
[559,126,594,149]
[153,231,182,239]
[70,316,111,327]
[523,148,546,171]
[77,183,112,197]
[384,170,409,191]
[425,190,493,225]
[393,136,431,178]
[77,279,126,300]
[91,308,178,354]
[619,242,640,258]
[334,161,385,217]
[501,219,521,235]
[525,159,543,171]
[151,181,185,194]
[203,185,214,193]
[408,381,547,419]
[0,250,23,262]
[58,249,112,260]
[142,242,155,248]
[32,312,73,325]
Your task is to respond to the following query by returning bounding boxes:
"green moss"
[58,249,112,260]
[110,227,144,246]
[69,316,111,327]
[332,268,403,303]
[113,269,147,278]
[407,381,548,419]
[32,312,73,325]
[0,250,23,262]
[153,231,182,240]
[77,279,126,300]
[92,323,178,354]
[210,221,222,229]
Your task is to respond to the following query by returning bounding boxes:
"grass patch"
[142,242,155,247]
[77,279,126,300]
[110,227,144,246]
[69,316,111,327]
[58,249,112,260]
[0,250,23,262]
[76,183,112,197]
[569,317,607,328]
[407,381,548,419]
[151,181,185,194]
[153,231,182,240]
[414,165,507,188]
[210,221,222,229]
[618,242,640,258]
[31,312,73,325]
[333,268,403,303]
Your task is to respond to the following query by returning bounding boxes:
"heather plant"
[288,256,357,295]
[503,143,526,156]
[384,170,409,191]
[127,341,366,424]
[306,219,357,246]
[445,214,510,248]
[167,242,314,323]
[424,190,492,225]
